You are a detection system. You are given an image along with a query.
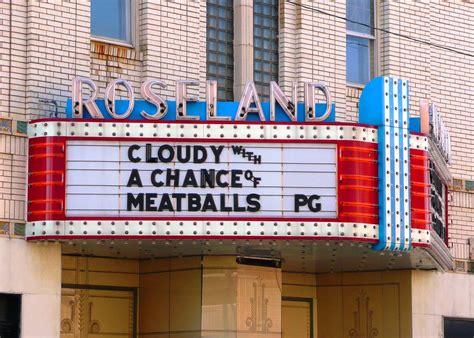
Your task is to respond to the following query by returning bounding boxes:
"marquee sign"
[26,76,435,253]
[68,78,336,122]
[65,141,337,218]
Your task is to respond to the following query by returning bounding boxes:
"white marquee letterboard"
[65,140,337,219]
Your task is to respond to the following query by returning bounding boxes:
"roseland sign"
[69,77,335,122]
[27,76,434,253]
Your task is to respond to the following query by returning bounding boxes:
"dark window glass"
[0,294,21,338]
[430,161,447,242]
[91,0,131,44]
[254,0,279,101]
[445,318,474,338]
[207,0,234,101]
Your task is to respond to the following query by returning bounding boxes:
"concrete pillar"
[140,1,207,99]
[202,257,282,338]
[233,0,254,99]
[0,238,62,337]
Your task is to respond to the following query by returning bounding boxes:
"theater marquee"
[26,76,441,256]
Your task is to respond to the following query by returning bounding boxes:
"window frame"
[346,0,378,88]
[282,297,314,338]
[253,0,280,101]
[206,0,235,101]
[90,0,137,48]
[62,284,138,338]
[444,317,474,338]
[0,293,21,337]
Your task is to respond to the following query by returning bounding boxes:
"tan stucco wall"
[283,270,474,337]
[0,237,61,337]
[412,270,474,338]
[61,256,204,337]
[201,256,282,338]
[59,256,474,338]
[61,255,139,288]
[139,256,202,338]
[61,255,283,338]
[283,270,413,338]
[282,272,318,338]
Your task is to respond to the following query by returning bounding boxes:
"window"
[444,318,474,338]
[207,0,234,101]
[346,0,375,85]
[0,222,9,235]
[254,0,279,101]
[430,161,447,242]
[0,294,21,338]
[91,0,132,44]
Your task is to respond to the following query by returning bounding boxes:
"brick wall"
[26,0,90,120]
[0,1,27,121]
[431,2,474,259]
[376,0,474,259]
[269,0,347,113]
[0,132,27,224]
[1,0,473,259]
[279,0,474,260]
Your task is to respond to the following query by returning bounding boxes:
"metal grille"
[430,161,447,242]
[207,0,234,101]
[0,222,9,235]
[254,0,279,101]
[14,223,25,237]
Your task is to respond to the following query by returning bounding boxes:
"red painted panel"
[338,142,379,224]
[27,135,383,226]
[26,125,429,234]
[26,133,431,235]
[410,149,430,230]
[28,137,66,222]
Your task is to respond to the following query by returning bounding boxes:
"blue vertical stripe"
[398,81,405,250]
[389,80,397,250]
[368,76,412,252]
[402,81,411,250]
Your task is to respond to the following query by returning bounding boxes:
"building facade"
[1,0,474,337]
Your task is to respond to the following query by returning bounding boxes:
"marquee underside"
[54,237,445,273]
